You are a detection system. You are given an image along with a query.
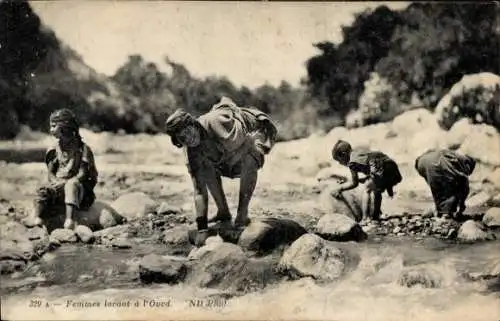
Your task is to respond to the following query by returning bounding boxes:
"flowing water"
[1,236,499,321]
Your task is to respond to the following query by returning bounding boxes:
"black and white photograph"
[1,1,499,320]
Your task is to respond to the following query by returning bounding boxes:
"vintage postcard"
[1,1,499,320]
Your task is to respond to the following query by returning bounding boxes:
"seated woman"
[414,149,476,220]
[23,109,98,230]
[331,140,402,221]
[164,97,278,246]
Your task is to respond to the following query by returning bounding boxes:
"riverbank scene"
[1,108,500,320]
[1,1,500,321]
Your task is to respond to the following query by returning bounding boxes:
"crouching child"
[331,140,402,222]
[23,109,98,230]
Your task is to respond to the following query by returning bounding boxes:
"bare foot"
[234,217,251,229]
[208,211,232,223]
[194,229,210,247]
[63,218,74,230]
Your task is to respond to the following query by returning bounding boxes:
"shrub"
[435,72,500,130]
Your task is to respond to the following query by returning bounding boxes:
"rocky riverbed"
[1,110,500,320]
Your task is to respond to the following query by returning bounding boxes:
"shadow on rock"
[41,201,126,233]
[278,233,360,283]
[184,243,283,294]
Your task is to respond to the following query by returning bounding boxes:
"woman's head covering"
[332,139,352,162]
[165,109,197,148]
[49,108,79,133]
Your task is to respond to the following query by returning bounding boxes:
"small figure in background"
[331,140,402,221]
[414,149,476,220]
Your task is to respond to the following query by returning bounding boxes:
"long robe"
[187,98,277,178]
[415,149,476,214]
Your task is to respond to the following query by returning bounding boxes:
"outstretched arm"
[339,168,360,192]
[191,170,209,230]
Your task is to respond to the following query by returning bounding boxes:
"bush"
[435,72,500,130]
[356,72,419,125]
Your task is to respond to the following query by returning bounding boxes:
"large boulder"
[445,118,476,149]
[315,214,367,242]
[434,72,500,130]
[391,108,438,137]
[110,192,158,221]
[237,218,307,255]
[319,186,364,222]
[162,226,194,256]
[187,242,247,289]
[0,221,45,264]
[49,229,78,244]
[186,242,279,291]
[458,124,500,167]
[464,191,494,216]
[457,220,496,243]
[483,208,500,228]
[278,233,358,282]
[138,254,188,284]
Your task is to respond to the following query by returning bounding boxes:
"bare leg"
[64,204,76,229]
[372,192,382,221]
[63,179,82,229]
[235,156,259,227]
[204,166,232,222]
[362,189,372,221]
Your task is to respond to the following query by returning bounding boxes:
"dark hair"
[332,139,352,161]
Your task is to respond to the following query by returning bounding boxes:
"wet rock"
[111,238,132,249]
[0,260,26,274]
[467,260,500,281]
[110,192,158,221]
[139,254,187,284]
[74,225,94,243]
[0,240,34,261]
[393,227,402,234]
[94,225,130,245]
[157,202,181,215]
[238,218,307,255]
[398,266,443,288]
[278,233,356,282]
[457,220,496,243]
[27,226,51,255]
[483,207,500,228]
[186,243,247,288]
[319,186,364,222]
[49,229,77,243]
[0,221,44,264]
[162,226,194,256]
[315,214,367,242]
